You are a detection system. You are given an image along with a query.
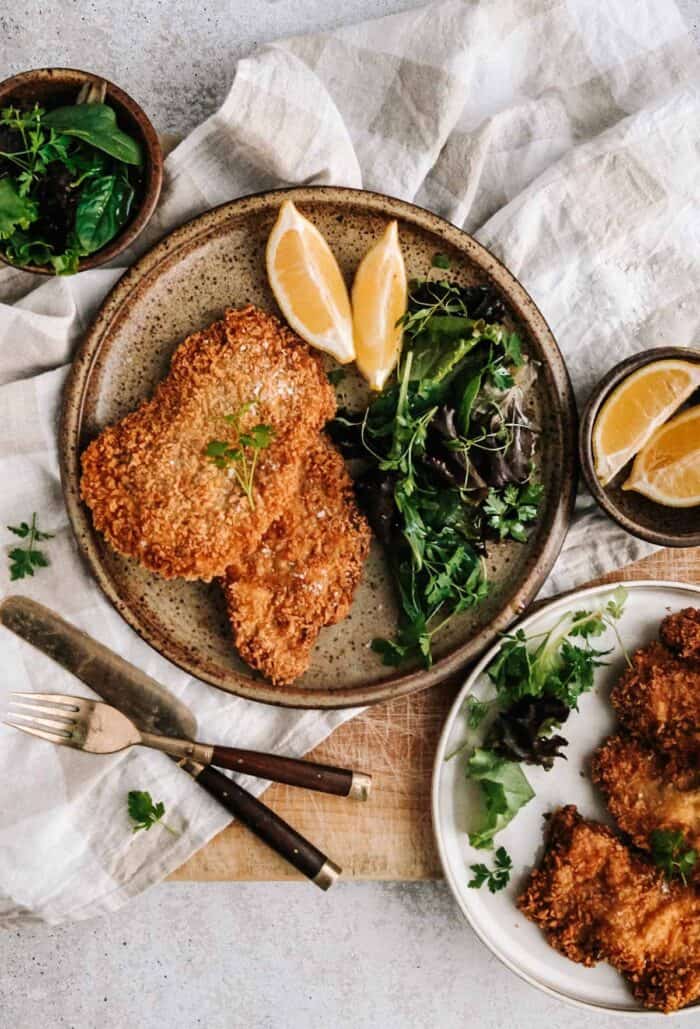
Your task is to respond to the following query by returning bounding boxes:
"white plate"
[432,580,700,1016]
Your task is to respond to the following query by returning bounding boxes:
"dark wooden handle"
[195,765,340,888]
[210,746,369,798]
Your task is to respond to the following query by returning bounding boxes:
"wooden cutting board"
[170,547,700,882]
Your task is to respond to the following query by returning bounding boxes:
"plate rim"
[59,184,577,709]
[431,578,700,1016]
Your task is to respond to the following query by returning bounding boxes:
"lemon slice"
[352,220,407,391]
[592,359,700,485]
[266,200,354,363]
[622,404,700,507]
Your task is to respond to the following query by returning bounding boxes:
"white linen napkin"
[1,0,698,926]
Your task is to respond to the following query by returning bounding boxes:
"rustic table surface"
[171,546,700,883]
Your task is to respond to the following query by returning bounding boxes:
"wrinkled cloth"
[1,0,698,925]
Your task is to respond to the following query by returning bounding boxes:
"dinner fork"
[4,692,371,800]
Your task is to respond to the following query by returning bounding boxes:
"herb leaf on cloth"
[6,513,54,580]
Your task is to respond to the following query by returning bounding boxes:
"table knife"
[0,596,341,889]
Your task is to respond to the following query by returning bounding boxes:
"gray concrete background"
[1,2,699,1028]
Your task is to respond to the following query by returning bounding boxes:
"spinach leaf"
[0,178,38,238]
[466,748,534,849]
[43,104,143,166]
[74,173,134,255]
[3,228,53,267]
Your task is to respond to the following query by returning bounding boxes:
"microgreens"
[205,403,275,509]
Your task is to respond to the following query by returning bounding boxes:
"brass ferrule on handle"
[348,772,372,801]
[139,731,214,765]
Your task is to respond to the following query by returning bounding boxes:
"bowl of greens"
[0,67,163,275]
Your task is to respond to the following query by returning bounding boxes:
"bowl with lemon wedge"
[580,347,700,548]
[61,186,576,707]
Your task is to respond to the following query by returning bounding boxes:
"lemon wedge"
[622,404,700,507]
[352,220,407,391]
[592,359,700,485]
[266,200,354,363]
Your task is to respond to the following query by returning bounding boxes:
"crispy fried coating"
[661,607,700,663]
[222,436,371,685]
[518,806,700,1013]
[610,640,700,762]
[592,734,700,869]
[81,307,335,581]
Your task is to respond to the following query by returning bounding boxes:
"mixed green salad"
[0,101,142,274]
[451,588,629,891]
[330,273,542,668]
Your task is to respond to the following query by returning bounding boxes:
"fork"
[4,693,371,800]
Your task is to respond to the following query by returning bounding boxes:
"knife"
[0,596,341,890]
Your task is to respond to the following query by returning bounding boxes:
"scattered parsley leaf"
[127,790,178,835]
[6,512,54,580]
[327,368,346,386]
[468,846,513,892]
[650,829,697,885]
[432,252,451,270]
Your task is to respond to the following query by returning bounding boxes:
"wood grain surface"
[170,547,700,883]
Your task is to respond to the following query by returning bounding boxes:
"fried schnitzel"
[518,805,700,1013]
[610,637,700,763]
[221,436,371,685]
[661,606,700,663]
[592,734,699,870]
[81,306,335,581]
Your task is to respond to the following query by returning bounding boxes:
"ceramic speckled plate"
[60,186,576,708]
[432,580,700,1016]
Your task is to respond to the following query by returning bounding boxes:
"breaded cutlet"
[592,734,699,872]
[518,806,700,1014]
[610,639,700,762]
[81,306,335,581]
[661,607,700,663]
[221,436,371,686]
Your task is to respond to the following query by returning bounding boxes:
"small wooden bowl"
[579,346,700,547]
[0,67,163,274]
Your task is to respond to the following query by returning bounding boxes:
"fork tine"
[3,719,74,745]
[8,699,77,723]
[6,711,73,735]
[9,692,82,709]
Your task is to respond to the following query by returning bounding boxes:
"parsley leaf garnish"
[6,512,54,580]
[205,404,275,509]
[127,790,178,835]
[468,846,513,892]
[650,829,697,885]
[484,482,544,543]
[432,252,451,270]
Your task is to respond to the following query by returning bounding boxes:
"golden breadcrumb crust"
[660,607,700,663]
[518,806,700,1014]
[592,734,699,873]
[80,306,335,581]
[610,639,700,762]
[221,436,371,685]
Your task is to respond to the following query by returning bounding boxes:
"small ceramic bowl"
[0,67,163,274]
[580,346,700,548]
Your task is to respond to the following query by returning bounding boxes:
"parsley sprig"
[205,403,275,509]
[127,790,178,836]
[650,829,697,886]
[6,512,54,580]
[468,846,513,892]
[484,482,544,543]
